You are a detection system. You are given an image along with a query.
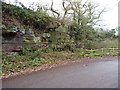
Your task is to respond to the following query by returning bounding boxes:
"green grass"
[2,48,119,76]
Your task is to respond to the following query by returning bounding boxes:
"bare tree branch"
[62,0,71,20]
[97,8,106,19]
[50,1,60,18]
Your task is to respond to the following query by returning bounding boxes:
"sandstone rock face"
[2,31,24,52]
[2,29,34,52]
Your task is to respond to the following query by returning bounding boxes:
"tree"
[64,0,105,48]
[45,0,106,49]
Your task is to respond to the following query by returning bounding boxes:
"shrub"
[2,2,49,29]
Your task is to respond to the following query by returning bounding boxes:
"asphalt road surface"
[3,57,118,88]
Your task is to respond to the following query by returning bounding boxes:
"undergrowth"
[2,2,49,29]
[2,47,119,76]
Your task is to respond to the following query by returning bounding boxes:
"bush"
[89,38,118,49]
[2,2,49,29]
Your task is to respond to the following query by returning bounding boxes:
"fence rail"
[84,48,119,56]
[2,41,119,54]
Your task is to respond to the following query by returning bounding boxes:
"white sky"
[5,0,119,30]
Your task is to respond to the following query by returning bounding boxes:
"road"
[2,57,118,88]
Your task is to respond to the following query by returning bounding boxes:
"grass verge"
[2,48,119,76]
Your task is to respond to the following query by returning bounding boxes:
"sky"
[4,0,119,30]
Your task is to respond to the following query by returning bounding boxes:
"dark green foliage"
[2,2,49,29]
[69,22,96,48]
[2,48,46,75]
